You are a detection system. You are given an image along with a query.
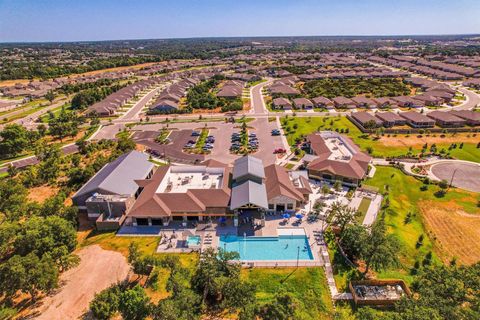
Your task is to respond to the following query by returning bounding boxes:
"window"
[287,203,294,210]
[268,204,274,210]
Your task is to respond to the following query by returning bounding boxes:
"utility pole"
[449,168,459,188]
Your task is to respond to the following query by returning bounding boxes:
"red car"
[273,148,286,154]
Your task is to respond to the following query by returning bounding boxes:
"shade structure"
[296,213,304,219]
[282,213,290,219]
[218,217,226,223]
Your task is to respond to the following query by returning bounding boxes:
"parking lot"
[131,118,287,165]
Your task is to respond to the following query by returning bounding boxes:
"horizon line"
[1,33,480,45]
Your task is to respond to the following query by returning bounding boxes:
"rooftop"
[322,132,355,163]
[157,166,224,193]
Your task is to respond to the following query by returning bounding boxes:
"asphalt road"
[120,86,161,120]
[0,143,78,174]
[249,80,272,114]
[430,161,480,193]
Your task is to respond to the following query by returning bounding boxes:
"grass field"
[356,197,372,223]
[330,166,479,289]
[241,267,334,319]
[364,167,478,272]
[282,116,480,162]
[419,200,480,265]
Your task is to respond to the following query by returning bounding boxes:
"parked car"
[191,131,200,136]
[271,129,281,136]
[273,148,286,154]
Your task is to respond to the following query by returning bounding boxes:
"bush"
[90,284,122,320]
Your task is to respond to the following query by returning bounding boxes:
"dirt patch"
[376,133,480,148]
[419,200,480,265]
[31,245,130,320]
[27,185,59,203]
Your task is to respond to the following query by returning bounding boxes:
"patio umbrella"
[218,217,226,223]
[296,213,304,219]
[282,213,290,219]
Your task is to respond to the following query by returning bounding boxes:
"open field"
[32,245,130,320]
[27,185,60,203]
[282,116,480,162]
[364,167,479,268]
[419,200,480,265]
[330,166,479,289]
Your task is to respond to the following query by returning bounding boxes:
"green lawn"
[282,116,480,162]
[356,197,371,223]
[364,167,477,274]
[330,166,478,290]
[241,268,334,319]
[38,103,73,123]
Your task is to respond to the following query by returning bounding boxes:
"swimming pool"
[187,235,201,247]
[219,235,314,261]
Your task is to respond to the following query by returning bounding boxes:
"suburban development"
[0,1,479,320]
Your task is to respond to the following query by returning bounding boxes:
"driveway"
[430,161,480,193]
[133,128,204,163]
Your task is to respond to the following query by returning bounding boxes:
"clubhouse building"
[303,131,372,186]
[75,154,312,229]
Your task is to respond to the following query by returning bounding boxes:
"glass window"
[287,203,294,210]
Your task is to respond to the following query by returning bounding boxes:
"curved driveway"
[430,160,480,193]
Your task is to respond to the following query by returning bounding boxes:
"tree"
[45,90,55,104]
[118,285,151,320]
[48,108,81,141]
[340,224,368,260]
[0,253,58,301]
[326,202,358,237]
[321,184,330,197]
[116,132,136,153]
[0,124,30,158]
[90,284,122,320]
[333,180,342,192]
[191,248,242,307]
[0,178,28,221]
[153,286,201,320]
[35,142,62,183]
[257,291,296,320]
[362,218,400,275]
[438,179,449,189]
[14,216,77,259]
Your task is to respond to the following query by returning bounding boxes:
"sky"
[0,0,479,42]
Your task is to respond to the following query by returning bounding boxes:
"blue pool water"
[219,235,314,261]
[187,235,201,246]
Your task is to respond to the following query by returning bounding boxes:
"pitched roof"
[264,164,304,202]
[230,180,268,210]
[127,165,231,218]
[306,132,371,180]
[72,151,154,200]
[232,156,265,181]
